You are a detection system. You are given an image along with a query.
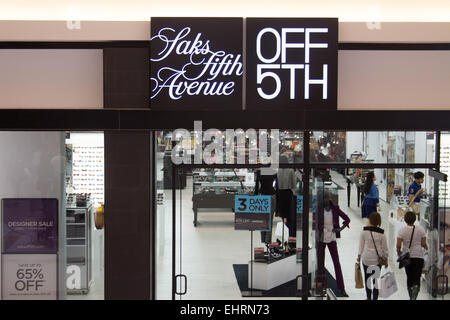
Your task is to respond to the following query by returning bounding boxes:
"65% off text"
[15,264,45,291]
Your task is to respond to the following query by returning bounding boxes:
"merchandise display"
[440,133,450,204]
[64,133,104,298]
[69,144,104,205]
[192,168,255,226]
[310,131,346,162]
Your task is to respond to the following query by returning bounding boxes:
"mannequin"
[255,168,278,245]
[316,193,351,296]
[276,155,297,238]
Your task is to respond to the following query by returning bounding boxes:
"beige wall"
[338,50,450,110]
[0,49,103,109]
[1,21,450,42]
[1,20,450,110]
[0,0,449,22]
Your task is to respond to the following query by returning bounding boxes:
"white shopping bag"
[423,251,431,273]
[378,267,398,299]
[275,221,289,239]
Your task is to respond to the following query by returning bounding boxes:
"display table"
[192,170,254,226]
[247,249,316,291]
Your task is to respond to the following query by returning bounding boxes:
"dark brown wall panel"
[103,48,150,108]
[104,131,151,299]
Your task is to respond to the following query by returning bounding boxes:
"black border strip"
[1,41,450,50]
[1,110,450,131]
[0,41,151,49]
[339,43,450,50]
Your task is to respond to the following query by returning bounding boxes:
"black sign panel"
[235,213,271,231]
[246,18,338,111]
[150,17,243,110]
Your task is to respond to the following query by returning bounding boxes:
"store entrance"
[170,164,308,300]
[309,167,449,300]
[426,169,449,299]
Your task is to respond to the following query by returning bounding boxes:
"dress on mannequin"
[276,163,297,238]
[255,168,277,244]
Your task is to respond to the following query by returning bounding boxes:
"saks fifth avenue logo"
[151,27,243,100]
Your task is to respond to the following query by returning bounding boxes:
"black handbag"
[397,226,415,269]
[370,231,387,267]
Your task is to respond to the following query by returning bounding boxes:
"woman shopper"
[357,212,388,300]
[396,211,428,300]
[362,171,379,219]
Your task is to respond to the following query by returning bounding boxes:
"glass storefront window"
[159,130,304,165]
[310,131,436,165]
[0,131,104,300]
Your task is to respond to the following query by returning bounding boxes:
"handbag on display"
[370,231,388,267]
[355,263,364,289]
[397,226,415,269]
[379,267,398,299]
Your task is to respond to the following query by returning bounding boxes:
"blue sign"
[234,195,271,231]
[296,195,317,214]
[235,195,271,214]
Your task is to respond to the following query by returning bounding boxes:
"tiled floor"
[156,169,439,300]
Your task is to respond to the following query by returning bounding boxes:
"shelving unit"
[66,204,93,294]
[71,144,104,205]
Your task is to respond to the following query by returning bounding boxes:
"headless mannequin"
[255,168,278,245]
[316,194,350,294]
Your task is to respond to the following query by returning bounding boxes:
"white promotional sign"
[2,254,57,300]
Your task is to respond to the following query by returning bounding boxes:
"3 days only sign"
[234,195,271,231]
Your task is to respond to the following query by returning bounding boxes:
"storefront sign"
[234,195,271,231]
[246,18,338,110]
[150,17,243,110]
[1,254,57,300]
[2,199,58,254]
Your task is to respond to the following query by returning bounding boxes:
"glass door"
[424,169,449,299]
[172,165,308,300]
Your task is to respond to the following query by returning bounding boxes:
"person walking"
[362,171,379,219]
[408,171,425,220]
[357,211,388,300]
[396,211,428,300]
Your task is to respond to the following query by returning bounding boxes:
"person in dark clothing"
[362,171,379,219]
[397,211,428,300]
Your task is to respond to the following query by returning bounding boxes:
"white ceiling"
[0,0,449,22]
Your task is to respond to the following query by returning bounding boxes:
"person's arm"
[396,237,403,256]
[374,185,379,205]
[382,234,389,260]
[421,237,428,250]
[338,207,351,229]
[291,171,297,192]
[357,232,365,263]
[409,193,415,204]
